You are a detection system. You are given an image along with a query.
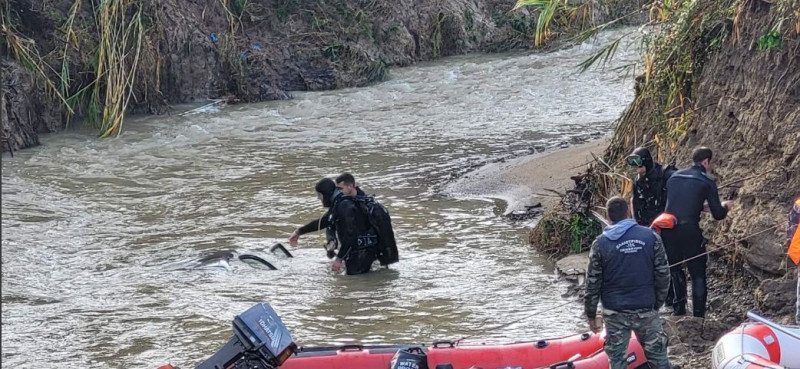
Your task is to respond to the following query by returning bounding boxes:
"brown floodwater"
[1,29,639,368]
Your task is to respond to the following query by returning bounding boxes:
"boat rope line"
[668,225,779,268]
[453,297,582,345]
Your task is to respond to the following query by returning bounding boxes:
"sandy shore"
[445,139,609,213]
[448,137,752,369]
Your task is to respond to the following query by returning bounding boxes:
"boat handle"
[339,345,364,351]
[548,362,576,369]
[747,311,800,341]
[432,340,455,348]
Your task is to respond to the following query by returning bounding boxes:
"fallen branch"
[543,188,565,196]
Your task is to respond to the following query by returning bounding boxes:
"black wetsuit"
[630,147,675,226]
[297,213,331,236]
[329,190,377,275]
[662,164,728,317]
[296,187,366,236]
[633,162,674,226]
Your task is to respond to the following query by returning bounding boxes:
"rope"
[591,211,779,268]
[317,215,325,245]
[453,223,780,347]
[667,225,779,268]
[718,166,784,190]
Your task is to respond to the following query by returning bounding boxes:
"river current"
[1,29,639,368]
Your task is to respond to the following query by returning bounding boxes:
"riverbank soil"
[1,0,647,152]
[530,0,800,367]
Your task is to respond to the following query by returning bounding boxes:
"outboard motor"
[159,303,296,369]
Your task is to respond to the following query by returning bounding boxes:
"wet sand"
[445,139,609,213]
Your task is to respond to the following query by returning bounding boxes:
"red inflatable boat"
[156,303,649,369]
[280,332,648,369]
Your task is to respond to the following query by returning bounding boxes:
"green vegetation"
[512,0,593,46]
[758,30,781,50]
[1,18,75,116]
[92,0,146,137]
[2,0,146,138]
[530,210,602,256]
[600,0,746,167]
[528,0,800,253]
[220,0,251,36]
[569,214,601,254]
[363,59,389,83]
[322,43,344,61]
[511,0,799,169]
[532,1,800,256]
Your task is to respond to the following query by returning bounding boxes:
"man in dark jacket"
[585,197,671,369]
[627,147,676,226]
[662,147,732,317]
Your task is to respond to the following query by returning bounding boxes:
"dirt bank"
[1,0,648,153]
[529,0,800,367]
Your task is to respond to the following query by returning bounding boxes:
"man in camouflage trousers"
[585,197,672,369]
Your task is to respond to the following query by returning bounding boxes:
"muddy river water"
[2,29,639,368]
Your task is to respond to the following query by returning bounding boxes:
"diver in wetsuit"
[627,147,676,226]
[288,177,366,258]
[289,178,336,252]
[328,173,379,274]
[661,147,732,317]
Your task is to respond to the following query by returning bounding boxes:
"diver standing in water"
[290,173,397,274]
[331,172,399,272]
[326,174,379,274]
[288,177,367,258]
[290,178,343,258]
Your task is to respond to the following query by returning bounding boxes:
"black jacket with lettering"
[584,221,670,318]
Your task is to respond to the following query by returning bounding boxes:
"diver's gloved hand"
[327,249,336,259]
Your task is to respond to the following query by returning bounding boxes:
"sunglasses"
[626,154,644,167]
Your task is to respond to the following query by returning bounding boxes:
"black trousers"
[661,224,707,317]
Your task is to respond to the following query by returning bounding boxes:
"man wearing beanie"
[626,147,676,226]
